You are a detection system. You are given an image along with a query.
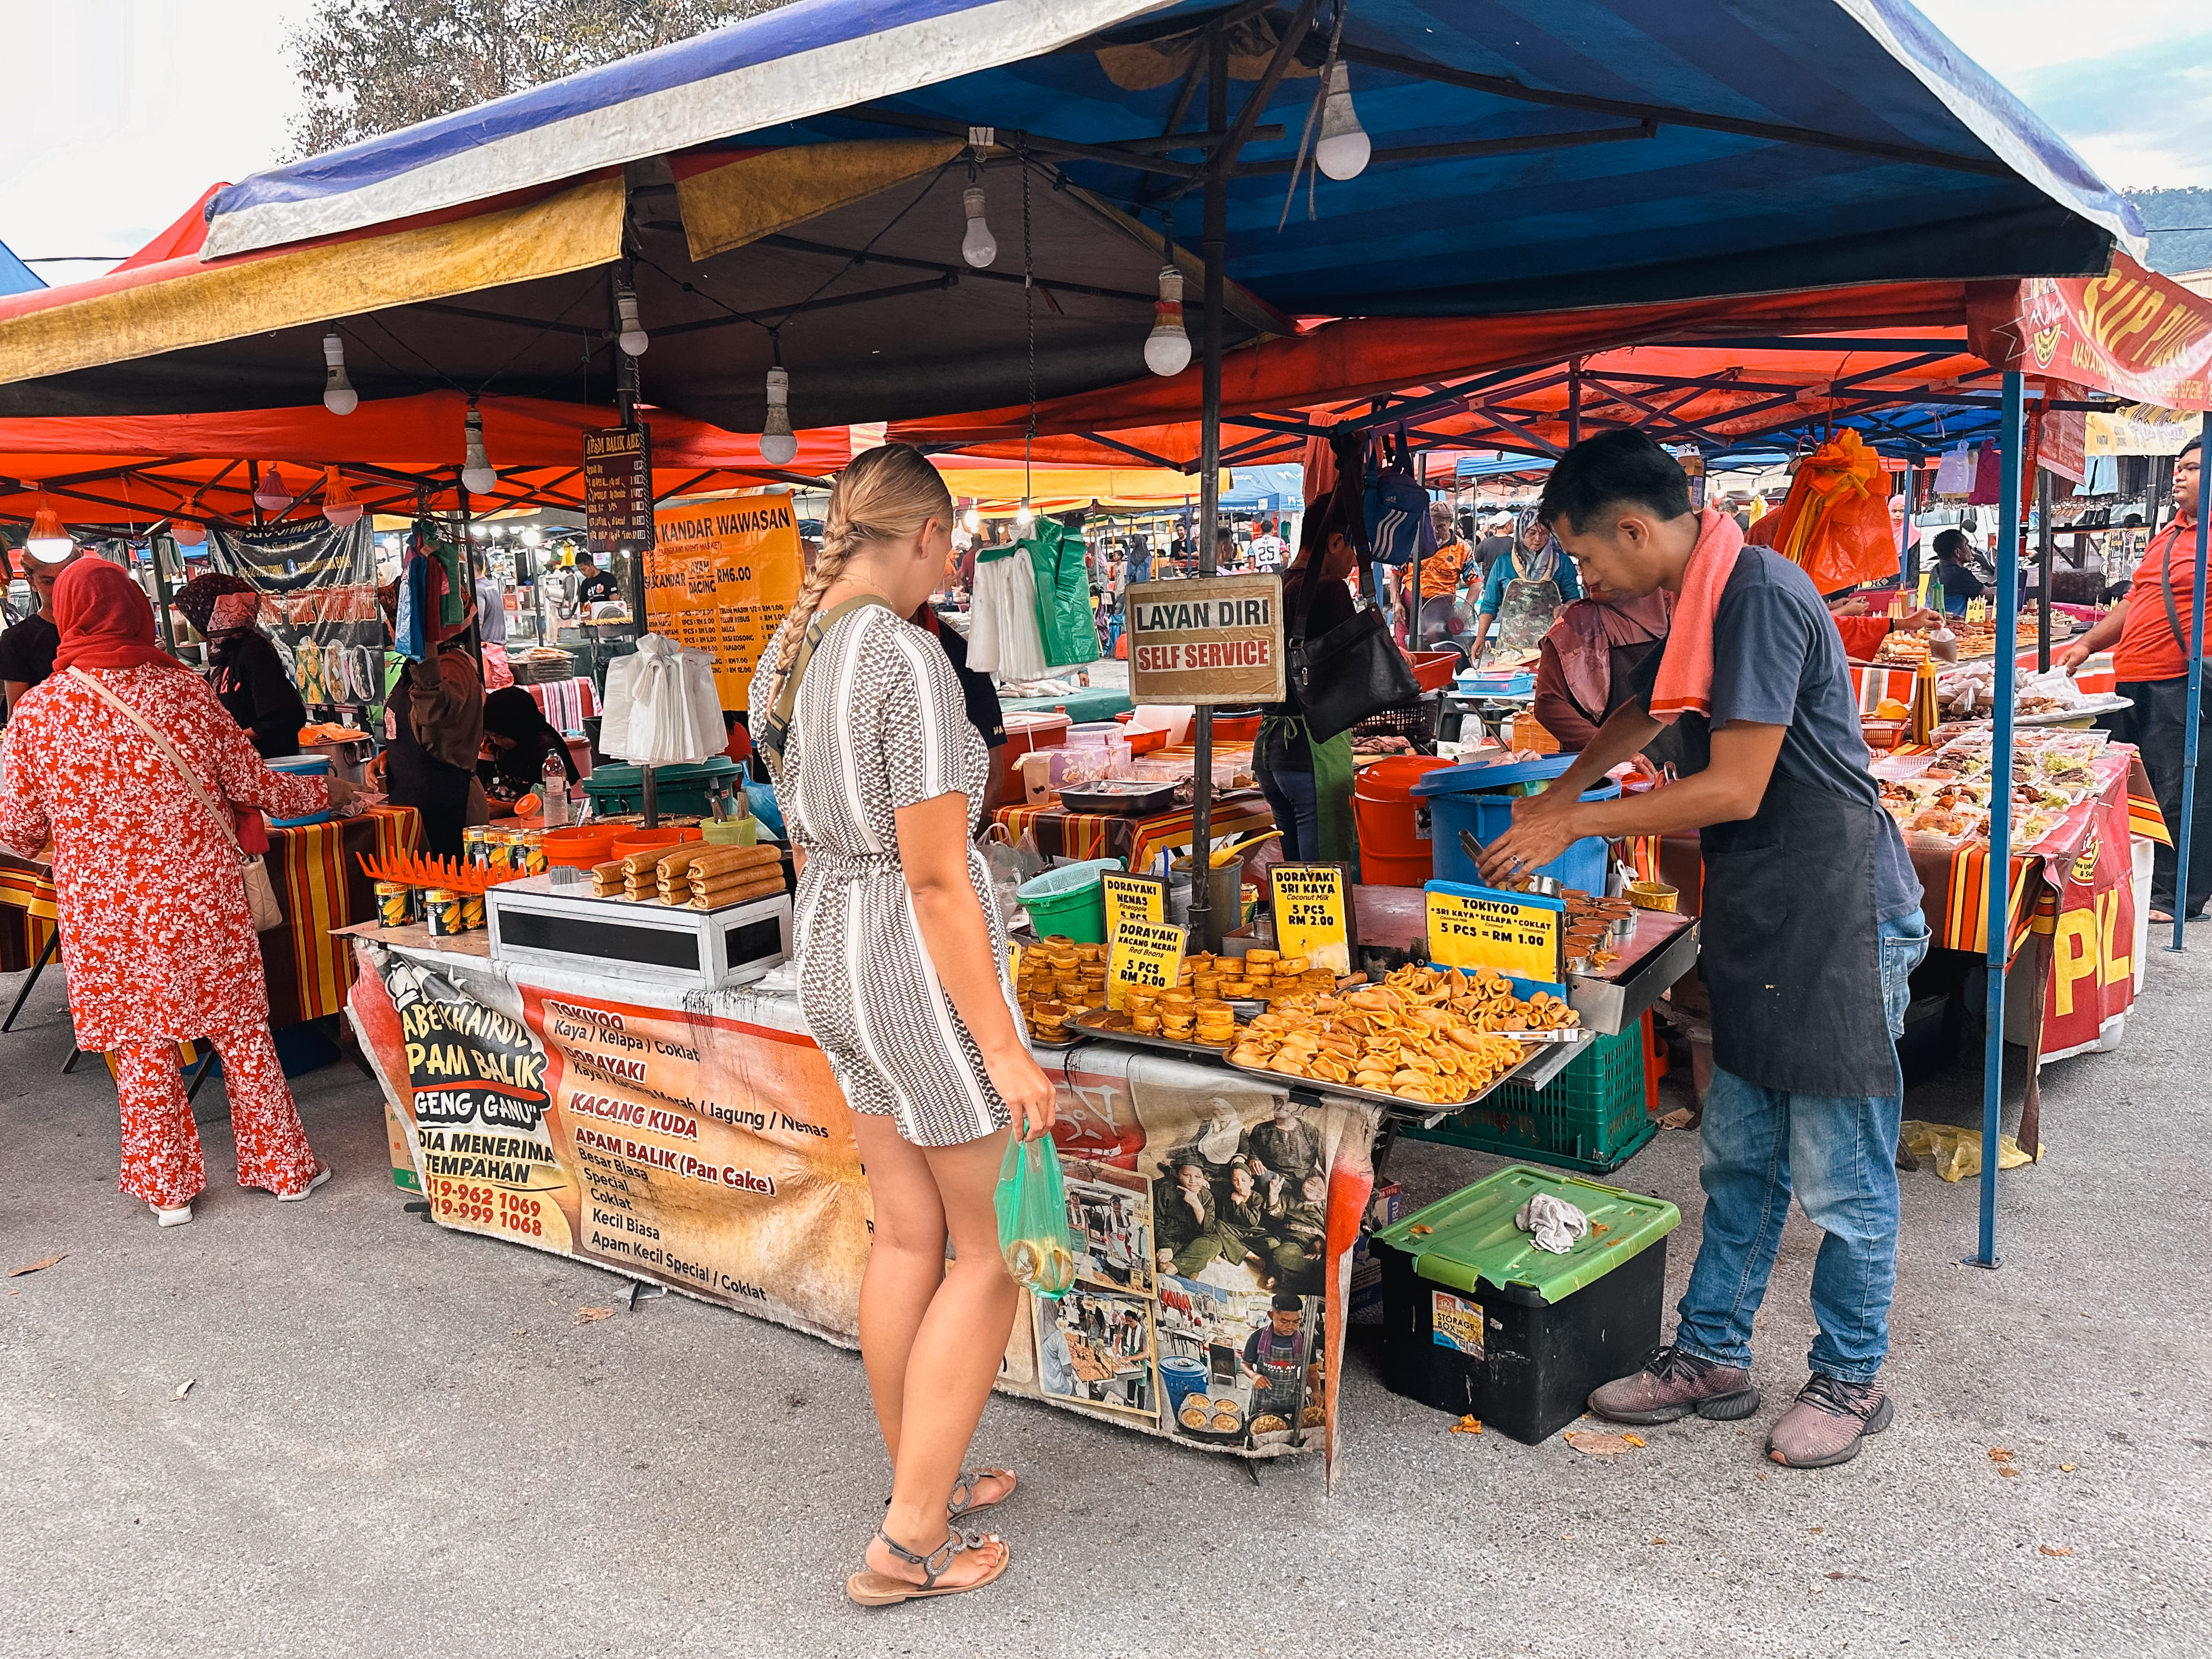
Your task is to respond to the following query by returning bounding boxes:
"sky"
[0,0,2205,277]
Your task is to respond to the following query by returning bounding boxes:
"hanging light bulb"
[520,525,543,548]
[961,185,998,269]
[461,404,498,495]
[1314,62,1371,180]
[760,366,798,465]
[170,516,206,548]
[1144,264,1191,377]
[253,465,296,512]
[321,326,358,415]
[321,467,363,529]
[1015,497,1035,529]
[24,499,73,563]
[962,506,980,534]
[615,283,649,357]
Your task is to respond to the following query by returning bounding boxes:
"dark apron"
[1673,715,1897,1098]
[386,671,476,861]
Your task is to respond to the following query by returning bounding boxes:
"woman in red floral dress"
[0,560,355,1225]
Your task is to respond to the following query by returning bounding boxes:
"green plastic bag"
[995,1133,1078,1299]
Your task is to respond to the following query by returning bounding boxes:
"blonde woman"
[749,444,1055,1605]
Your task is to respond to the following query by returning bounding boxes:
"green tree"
[284,0,787,159]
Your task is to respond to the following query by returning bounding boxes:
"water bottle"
[541,748,570,827]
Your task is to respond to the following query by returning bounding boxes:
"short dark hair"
[1538,430,1694,533]
[1270,1292,1304,1313]
[1932,528,1968,559]
[2182,436,2201,460]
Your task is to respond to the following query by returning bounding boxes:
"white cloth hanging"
[966,551,1050,683]
[605,634,723,765]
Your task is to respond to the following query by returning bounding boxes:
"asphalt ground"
[3,936,2207,1659]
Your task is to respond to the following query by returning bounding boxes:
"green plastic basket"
[1404,1023,1652,1174]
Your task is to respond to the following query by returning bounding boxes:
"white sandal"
[277,1162,332,1202]
[151,1201,193,1227]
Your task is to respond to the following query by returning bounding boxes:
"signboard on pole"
[584,425,655,557]
[1125,573,1285,706]
[1424,879,1566,991]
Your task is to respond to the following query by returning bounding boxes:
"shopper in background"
[480,685,578,804]
[1255,487,1362,868]
[1930,528,1986,614]
[1406,499,1474,648]
[0,544,80,717]
[1473,512,1518,578]
[176,572,308,759]
[0,559,355,1225]
[2060,436,2210,921]
[749,442,1052,1606]
[1469,507,1584,659]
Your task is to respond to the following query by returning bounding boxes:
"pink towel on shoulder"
[1648,509,1745,726]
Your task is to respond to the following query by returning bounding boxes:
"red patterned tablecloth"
[0,805,420,1027]
[992,792,1275,875]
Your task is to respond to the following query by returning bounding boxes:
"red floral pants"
[113,1014,318,1208]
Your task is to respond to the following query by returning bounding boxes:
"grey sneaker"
[1766,1374,1893,1468]
[1589,1345,1761,1425]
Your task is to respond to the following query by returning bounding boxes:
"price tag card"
[1269,862,1354,975]
[1100,870,1169,940]
[1108,918,1187,1011]
[1424,879,1566,991]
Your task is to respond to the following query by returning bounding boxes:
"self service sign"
[1125,574,1286,706]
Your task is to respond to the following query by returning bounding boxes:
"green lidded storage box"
[582,758,742,819]
[1372,1165,1680,1444]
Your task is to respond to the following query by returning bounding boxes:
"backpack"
[1363,424,1435,568]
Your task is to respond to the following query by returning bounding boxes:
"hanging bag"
[1363,426,1435,568]
[995,1132,1078,1299]
[1285,564,1421,744]
[69,668,284,931]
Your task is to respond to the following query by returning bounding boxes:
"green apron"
[1256,713,1360,884]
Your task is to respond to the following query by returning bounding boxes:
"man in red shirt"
[2059,438,2208,920]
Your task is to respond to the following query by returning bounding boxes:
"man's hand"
[1476,790,1584,886]
[2056,639,2094,673]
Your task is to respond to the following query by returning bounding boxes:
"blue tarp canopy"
[206,0,2142,316]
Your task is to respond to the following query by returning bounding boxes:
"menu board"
[583,425,655,557]
[1125,574,1286,706]
[648,490,804,710]
[1424,879,1566,990]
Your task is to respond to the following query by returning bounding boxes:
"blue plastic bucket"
[1160,1355,1210,1412]
[1424,777,1622,890]
[263,754,335,829]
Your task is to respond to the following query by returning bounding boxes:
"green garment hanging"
[416,518,469,630]
[1023,518,1101,669]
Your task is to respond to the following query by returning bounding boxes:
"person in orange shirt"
[2059,437,2208,920]
[1397,500,1474,646]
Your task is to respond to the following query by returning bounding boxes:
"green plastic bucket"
[1015,858,1124,943]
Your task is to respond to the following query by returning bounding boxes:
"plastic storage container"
[1414,755,1621,891]
[583,758,742,818]
[263,754,334,827]
[1372,1165,1680,1443]
[1403,1021,1653,1173]
[1350,755,1457,886]
[1014,857,1125,943]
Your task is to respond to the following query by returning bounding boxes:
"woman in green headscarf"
[1255,488,1362,878]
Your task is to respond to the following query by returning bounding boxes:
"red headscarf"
[50,557,187,676]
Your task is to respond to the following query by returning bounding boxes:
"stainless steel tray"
[1068,1008,1238,1063]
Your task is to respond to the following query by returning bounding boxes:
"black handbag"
[1286,567,1419,744]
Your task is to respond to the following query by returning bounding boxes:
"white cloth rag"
[1515,1193,1590,1254]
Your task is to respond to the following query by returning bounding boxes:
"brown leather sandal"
[846,1527,1009,1606]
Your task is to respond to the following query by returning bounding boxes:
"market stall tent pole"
[150,531,179,657]
[2036,469,2053,672]
[1186,22,1231,952]
[1971,369,2025,1271]
[2167,408,2212,956]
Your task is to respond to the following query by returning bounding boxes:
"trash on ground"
[1900,1122,2035,1182]
[8,1253,66,1278]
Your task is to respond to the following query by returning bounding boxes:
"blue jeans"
[1673,912,1930,1384]
[1256,767,1320,863]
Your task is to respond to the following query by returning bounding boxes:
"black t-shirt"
[924,612,1007,750]
[577,567,620,604]
[1259,565,1360,774]
[1629,548,1920,922]
[0,613,59,691]
[214,633,308,759]
[1474,535,1517,575]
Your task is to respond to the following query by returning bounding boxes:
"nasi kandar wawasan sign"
[1126,574,1285,706]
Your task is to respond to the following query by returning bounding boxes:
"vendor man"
[0,544,80,717]
[1479,430,1929,1470]
[2060,437,2209,923]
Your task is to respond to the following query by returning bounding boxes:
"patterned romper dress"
[751,604,1023,1147]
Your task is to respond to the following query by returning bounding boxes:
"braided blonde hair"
[766,443,953,703]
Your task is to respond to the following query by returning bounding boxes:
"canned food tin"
[423,889,463,937]
[458,892,486,931]
[461,826,493,867]
[515,832,548,875]
[374,881,416,928]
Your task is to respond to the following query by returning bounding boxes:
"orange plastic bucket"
[1351,755,1456,886]
[542,826,619,869]
[610,827,701,859]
